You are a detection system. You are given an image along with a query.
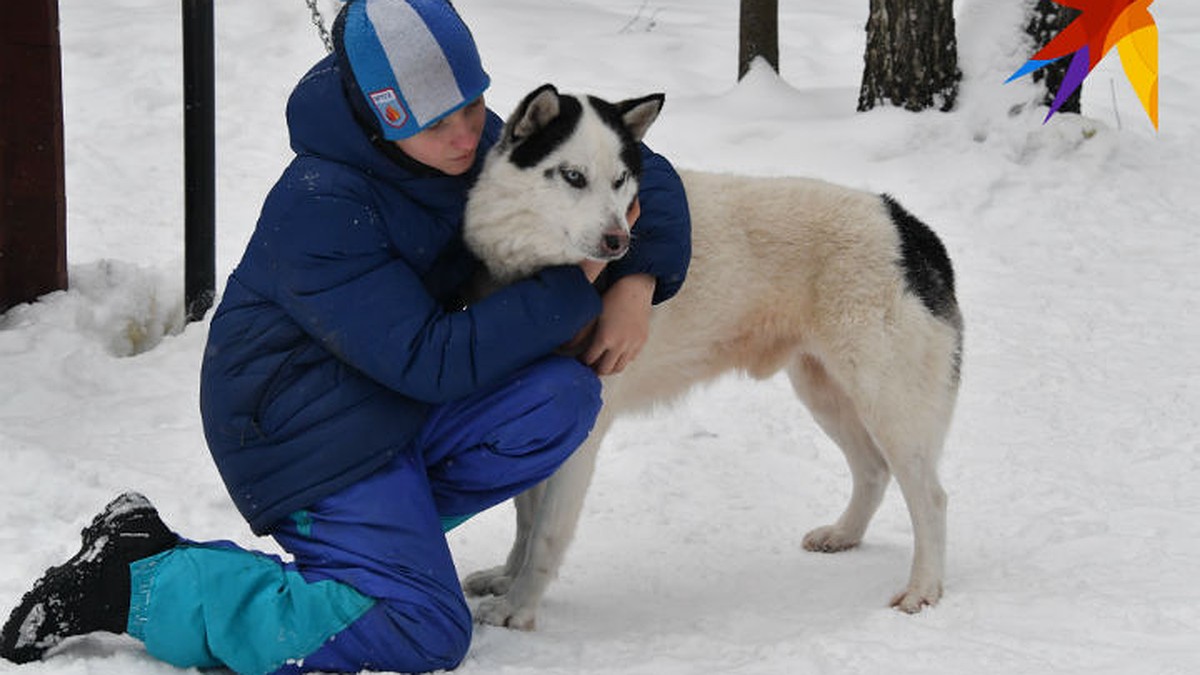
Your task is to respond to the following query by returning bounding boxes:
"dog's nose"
[602,230,629,256]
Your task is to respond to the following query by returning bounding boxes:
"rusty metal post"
[1,0,68,314]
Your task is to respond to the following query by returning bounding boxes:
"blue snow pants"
[125,356,601,674]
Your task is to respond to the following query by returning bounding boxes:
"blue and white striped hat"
[333,0,490,141]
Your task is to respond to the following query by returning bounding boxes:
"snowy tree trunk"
[858,0,961,112]
[1025,0,1081,113]
[739,0,778,80]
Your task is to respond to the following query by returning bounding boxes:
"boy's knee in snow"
[408,606,472,672]
[353,597,472,673]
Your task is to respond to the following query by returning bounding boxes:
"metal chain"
[306,0,334,54]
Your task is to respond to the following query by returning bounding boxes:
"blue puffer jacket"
[200,55,691,535]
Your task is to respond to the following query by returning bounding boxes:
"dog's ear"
[616,93,665,142]
[506,84,561,145]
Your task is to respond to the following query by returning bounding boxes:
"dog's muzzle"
[600,225,630,259]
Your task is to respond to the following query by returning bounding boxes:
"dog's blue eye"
[559,167,588,189]
[613,172,629,190]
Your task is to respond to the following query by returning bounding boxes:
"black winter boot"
[0,492,178,664]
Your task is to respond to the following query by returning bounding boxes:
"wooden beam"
[1,0,67,313]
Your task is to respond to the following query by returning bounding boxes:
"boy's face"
[394,97,487,176]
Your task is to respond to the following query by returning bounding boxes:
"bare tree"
[859,0,961,112]
[1023,0,1081,113]
[738,0,778,80]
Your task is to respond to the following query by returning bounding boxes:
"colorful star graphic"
[1008,0,1158,129]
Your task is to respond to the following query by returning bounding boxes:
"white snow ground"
[1,1,1198,673]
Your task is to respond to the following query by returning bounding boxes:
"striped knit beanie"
[333,0,490,141]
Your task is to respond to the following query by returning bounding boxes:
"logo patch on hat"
[368,88,408,128]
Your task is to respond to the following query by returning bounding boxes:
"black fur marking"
[510,96,583,169]
[586,96,644,178]
[883,195,958,323]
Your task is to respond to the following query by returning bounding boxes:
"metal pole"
[0,0,67,313]
[183,0,215,322]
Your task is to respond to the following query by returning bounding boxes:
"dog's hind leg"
[470,410,615,630]
[867,400,950,613]
[883,441,947,613]
[792,351,951,613]
[789,355,892,554]
[858,336,955,613]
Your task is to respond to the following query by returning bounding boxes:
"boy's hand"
[579,273,654,375]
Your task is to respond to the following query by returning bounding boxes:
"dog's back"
[611,171,961,416]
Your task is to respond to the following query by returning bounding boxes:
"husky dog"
[461,85,963,629]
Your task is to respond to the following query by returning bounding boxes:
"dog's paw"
[463,566,513,597]
[802,525,862,553]
[889,581,942,614]
[474,596,537,631]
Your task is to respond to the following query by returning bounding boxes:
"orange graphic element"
[1008,0,1157,129]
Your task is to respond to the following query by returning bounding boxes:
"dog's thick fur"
[461,85,963,628]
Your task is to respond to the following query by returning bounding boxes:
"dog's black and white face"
[464,85,664,283]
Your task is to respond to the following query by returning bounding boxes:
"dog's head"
[464,85,664,282]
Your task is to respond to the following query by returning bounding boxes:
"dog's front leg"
[471,414,611,630]
[463,482,543,598]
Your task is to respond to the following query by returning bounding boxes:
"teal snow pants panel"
[128,356,601,674]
